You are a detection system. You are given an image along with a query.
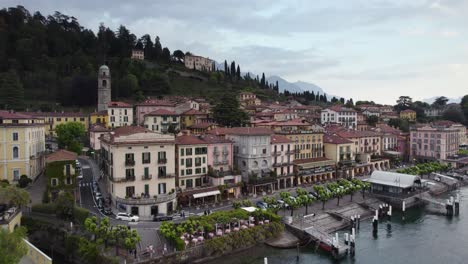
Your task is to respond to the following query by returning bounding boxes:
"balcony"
[158,158,167,164]
[161,120,169,125]
[213,149,220,155]
[110,175,136,183]
[114,192,177,205]
[214,160,229,166]
[222,150,229,155]
[286,150,295,155]
[158,173,176,179]
[125,159,135,166]
[141,174,152,180]
[272,151,281,156]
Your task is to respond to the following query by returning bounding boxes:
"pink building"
[270,135,294,177]
[135,99,176,125]
[410,123,460,161]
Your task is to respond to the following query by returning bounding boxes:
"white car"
[116,213,139,222]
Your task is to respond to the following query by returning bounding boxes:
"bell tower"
[97,65,111,112]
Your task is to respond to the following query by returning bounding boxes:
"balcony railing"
[114,192,177,205]
[286,150,295,155]
[125,159,135,166]
[213,149,220,155]
[272,151,281,156]
[214,160,229,165]
[141,175,152,180]
[158,158,167,164]
[222,150,229,155]
[110,175,136,182]
[158,173,176,179]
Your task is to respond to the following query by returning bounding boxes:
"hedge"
[32,203,57,215]
[74,207,90,224]
[31,203,90,224]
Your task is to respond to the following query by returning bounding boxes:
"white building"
[143,109,180,134]
[321,106,357,129]
[131,49,144,60]
[184,55,214,72]
[175,135,209,190]
[100,126,177,219]
[108,101,133,128]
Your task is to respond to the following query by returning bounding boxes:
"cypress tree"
[236,65,241,80]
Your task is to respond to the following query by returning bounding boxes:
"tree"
[432,96,449,109]
[297,188,314,215]
[224,60,228,75]
[260,73,266,88]
[116,73,138,98]
[442,106,466,124]
[0,227,28,264]
[395,96,412,111]
[55,122,86,154]
[55,191,75,221]
[460,95,468,125]
[230,61,236,78]
[366,115,379,126]
[154,36,162,60]
[167,123,179,135]
[236,65,241,80]
[0,185,30,208]
[162,47,171,64]
[0,70,25,110]
[313,185,332,210]
[17,175,31,188]
[172,50,185,63]
[212,93,249,127]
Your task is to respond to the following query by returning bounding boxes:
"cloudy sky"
[4,0,468,104]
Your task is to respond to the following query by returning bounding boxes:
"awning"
[193,190,220,199]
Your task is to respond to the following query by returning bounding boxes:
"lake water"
[209,187,468,264]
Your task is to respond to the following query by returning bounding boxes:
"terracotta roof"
[323,134,353,144]
[0,111,36,119]
[401,109,416,113]
[90,110,108,116]
[325,105,356,112]
[108,101,132,108]
[208,127,273,136]
[18,111,86,117]
[46,149,77,162]
[112,126,149,137]
[176,135,208,145]
[189,123,217,129]
[89,124,110,132]
[336,130,380,138]
[198,134,232,144]
[137,99,175,107]
[145,109,178,116]
[432,120,456,127]
[293,157,331,164]
[271,134,292,144]
[182,109,206,115]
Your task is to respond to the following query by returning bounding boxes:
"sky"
[3,0,468,104]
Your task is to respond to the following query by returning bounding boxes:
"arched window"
[13,146,19,159]
[102,80,107,87]
[262,160,268,167]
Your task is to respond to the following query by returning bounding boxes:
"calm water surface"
[209,187,468,264]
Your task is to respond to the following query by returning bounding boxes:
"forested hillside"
[0,6,280,111]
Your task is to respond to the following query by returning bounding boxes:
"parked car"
[101,207,113,216]
[256,201,268,210]
[308,191,319,198]
[95,192,103,200]
[277,199,289,209]
[116,213,139,222]
[77,172,83,180]
[153,213,173,222]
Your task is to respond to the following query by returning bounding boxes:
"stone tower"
[97,65,111,112]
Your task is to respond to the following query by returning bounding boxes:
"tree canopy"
[212,93,249,127]
[0,227,28,264]
[55,122,86,154]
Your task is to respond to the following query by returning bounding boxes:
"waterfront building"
[97,65,111,112]
[45,149,78,201]
[294,157,336,185]
[271,135,295,189]
[276,125,324,160]
[323,133,355,178]
[100,126,177,219]
[175,135,209,191]
[0,111,46,183]
[321,105,357,129]
[400,109,416,121]
[367,170,421,196]
[108,101,133,128]
[184,54,214,71]
[410,122,460,161]
[143,109,180,133]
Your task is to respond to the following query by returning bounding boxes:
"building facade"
[0,111,46,182]
[400,109,416,121]
[45,149,78,201]
[321,106,357,129]
[131,49,144,60]
[277,125,324,160]
[135,99,176,125]
[144,109,180,133]
[410,123,460,161]
[184,55,214,71]
[175,135,209,190]
[108,101,133,128]
[100,126,177,219]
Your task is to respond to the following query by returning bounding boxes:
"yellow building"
[89,110,108,128]
[400,109,416,122]
[0,111,46,182]
[276,126,324,160]
[180,109,208,129]
[22,112,89,137]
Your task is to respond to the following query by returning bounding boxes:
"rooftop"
[271,134,293,144]
[46,149,77,163]
[176,135,208,145]
[89,124,110,132]
[367,170,420,189]
[323,134,353,144]
[145,109,178,116]
[325,105,356,113]
[182,108,206,115]
[136,99,175,107]
[208,127,273,136]
[108,101,132,108]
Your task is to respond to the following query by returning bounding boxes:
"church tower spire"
[97,65,111,111]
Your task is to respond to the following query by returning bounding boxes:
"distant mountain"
[422,96,461,104]
[294,81,324,94]
[266,75,303,93]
